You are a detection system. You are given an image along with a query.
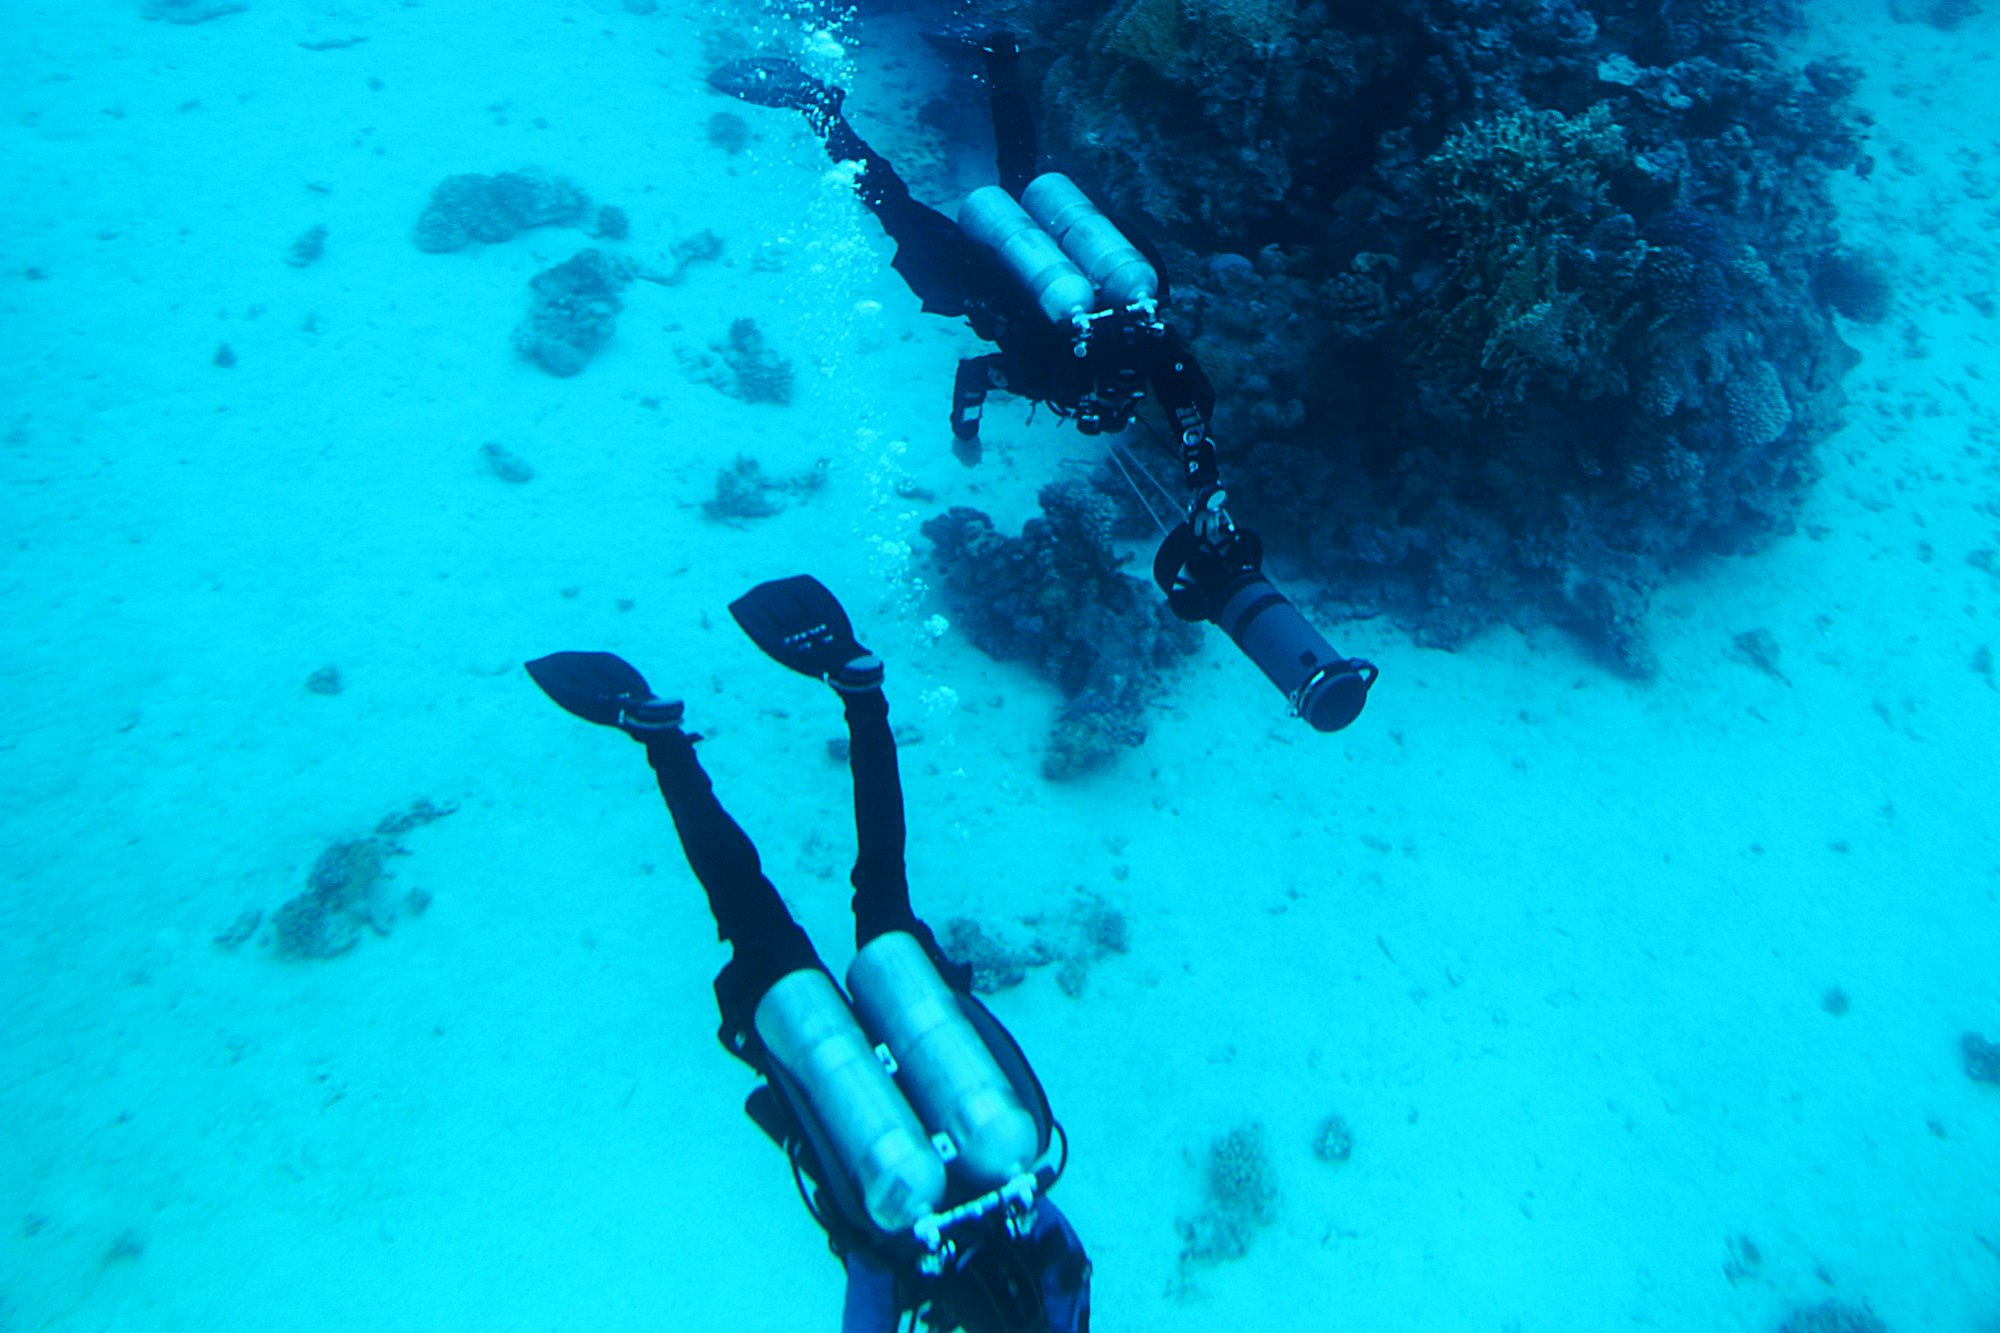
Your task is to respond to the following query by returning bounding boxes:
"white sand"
[2,0,1996,1329]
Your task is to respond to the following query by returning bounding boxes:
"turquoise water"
[2,1,1996,1329]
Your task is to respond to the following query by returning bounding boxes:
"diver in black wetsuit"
[711,40,1380,735]
[710,36,1219,477]
[527,576,1090,1333]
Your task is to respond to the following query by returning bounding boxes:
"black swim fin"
[524,651,654,728]
[729,575,875,684]
[707,58,844,115]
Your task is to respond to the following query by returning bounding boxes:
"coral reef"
[1813,249,1894,324]
[656,229,726,287]
[592,205,631,241]
[679,318,795,403]
[980,0,1869,672]
[1725,359,1793,448]
[1177,1122,1279,1266]
[1403,103,1638,408]
[939,891,1130,996]
[1044,891,1130,996]
[513,249,633,377]
[734,318,795,403]
[270,838,398,960]
[921,480,1201,778]
[1310,1112,1354,1163]
[721,319,794,404]
[700,454,828,523]
[941,917,1049,992]
[258,800,454,960]
[412,170,592,253]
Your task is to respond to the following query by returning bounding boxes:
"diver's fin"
[729,575,871,682]
[707,58,843,115]
[525,651,653,727]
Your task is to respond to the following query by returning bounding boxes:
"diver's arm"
[1152,328,1220,492]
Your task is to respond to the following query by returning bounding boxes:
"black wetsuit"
[815,44,1217,465]
[640,687,947,1052]
[639,689,1092,1332]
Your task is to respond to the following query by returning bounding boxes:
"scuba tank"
[1020,172,1159,313]
[848,932,1041,1188]
[753,968,947,1234]
[957,186,1096,330]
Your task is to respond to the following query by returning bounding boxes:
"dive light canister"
[1020,173,1159,312]
[847,932,1040,1188]
[1208,570,1373,733]
[753,968,947,1234]
[957,186,1096,329]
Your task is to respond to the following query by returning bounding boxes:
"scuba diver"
[710,35,1212,463]
[526,575,1090,1333]
[710,37,1380,735]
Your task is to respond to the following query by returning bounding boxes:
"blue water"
[2,1,1996,1330]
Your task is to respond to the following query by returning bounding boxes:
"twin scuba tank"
[752,932,1044,1235]
[957,173,1159,337]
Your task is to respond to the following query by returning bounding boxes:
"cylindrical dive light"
[1020,173,1159,312]
[1154,526,1376,733]
[1207,569,1376,733]
[848,932,1040,1188]
[958,187,1096,329]
[754,968,947,1233]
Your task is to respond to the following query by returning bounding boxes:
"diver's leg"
[839,685,972,990]
[643,732,822,1029]
[840,686,916,946]
[981,33,1038,197]
[820,115,976,317]
[709,60,973,315]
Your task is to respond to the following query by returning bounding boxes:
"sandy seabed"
[2,1,1997,1329]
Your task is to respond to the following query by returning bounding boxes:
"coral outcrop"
[955,0,1869,672]
[255,800,455,960]
[921,480,1201,778]
[513,249,633,377]
[413,170,593,253]
[1177,1122,1279,1267]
